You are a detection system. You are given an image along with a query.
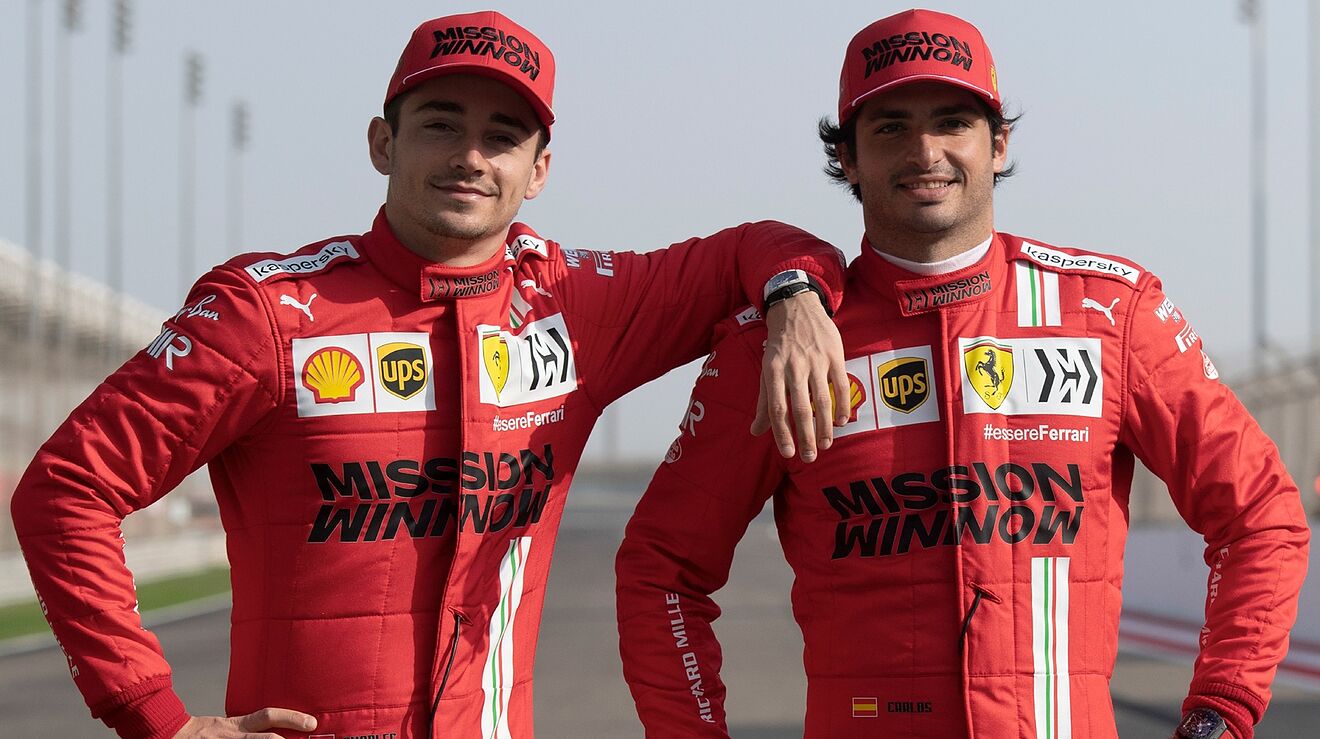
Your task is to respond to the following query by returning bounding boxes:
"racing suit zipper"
[428,609,464,739]
[959,582,1002,650]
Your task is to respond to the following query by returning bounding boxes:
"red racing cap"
[838,9,1000,125]
[384,10,556,130]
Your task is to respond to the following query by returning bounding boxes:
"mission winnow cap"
[385,10,556,130]
[839,8,1000,125]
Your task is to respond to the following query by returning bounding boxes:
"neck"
[864,212,994,264]
[384,206,507,267]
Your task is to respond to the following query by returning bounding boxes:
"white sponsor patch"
[477,313,578,407]
[146,327,192,370]
[960,336,1103,418]
[982,422,1091,443]
[1154,297,1183,324]
[244,241,359,282]
[1175,323,1200,353]
[291,331,435,417]
[506,233,549,261]
[836,345,940,438]
[1201,350,1220,380]
[735,305,762,325]
[1020,242,1140,284]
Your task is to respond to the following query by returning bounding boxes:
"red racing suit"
[616,233,1309,739]
[10,208,844,739]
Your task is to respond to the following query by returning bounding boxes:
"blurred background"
[1,0,1318,735]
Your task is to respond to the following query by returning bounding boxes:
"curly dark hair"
[818,100,1020,201]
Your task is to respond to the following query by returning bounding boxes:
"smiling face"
[368,74,550,265]
[840,81,1008,260]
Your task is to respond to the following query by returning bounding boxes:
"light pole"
[107,0,132,362]
[1242,0,1268,371]
[228,101,249,254]
[180,53,203,298]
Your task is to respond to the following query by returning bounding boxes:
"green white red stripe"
[1016,261,1061,327]
[482,536,532,739]
[1032,556,1071,738]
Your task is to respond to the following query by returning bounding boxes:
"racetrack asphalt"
[2,495,1316,737]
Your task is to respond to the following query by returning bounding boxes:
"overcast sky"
[0,0,1315,462]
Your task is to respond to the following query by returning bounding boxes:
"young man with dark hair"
[11,11,851,739]
[616,9,1308,738]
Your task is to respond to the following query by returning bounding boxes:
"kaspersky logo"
[302,347,364,403]
[963,339,1013,410]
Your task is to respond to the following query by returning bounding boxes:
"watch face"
[1177,708,1226,739]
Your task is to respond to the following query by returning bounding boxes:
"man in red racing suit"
[616,9,1309,739]
[10,11,848,739]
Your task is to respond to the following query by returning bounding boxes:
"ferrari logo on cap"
[963,340,1013,410]
[482,332,510,399]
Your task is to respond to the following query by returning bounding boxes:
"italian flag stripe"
[1032,556,1071,738]
[482,536,532,739]
[1016,261,1061,327]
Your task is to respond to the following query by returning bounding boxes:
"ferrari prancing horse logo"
[963,340,1013,410]
[482,332,510,399]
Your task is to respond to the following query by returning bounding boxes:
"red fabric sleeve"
[616,327,784,737]
[1118,276,1310,739]
[10,266,282,738]
[557,220,844,407]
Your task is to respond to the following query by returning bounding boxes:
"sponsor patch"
[426,269,500,300]
[960,336,1103,417]
[1154,297,1183,324]
[1175,323,1200,353]
[506,233,549,261]
[860,27,977,78]
[146,327,192,371]
[477,313,577,407]
[1019,242,1140,284]
[852,697,879,719]
[1201,350,1219,380]
[562,248,615,277]
[1081,296,1119,326]
[836,346,940,438]
[735,305,762,325]
[280,293,318,321]
[493,405,565,432]
[983,422,1090,443]
[1015,262,1060,327]
[174,294,221,322]
[430,25,544,82]
[292,332,436,417]
[898,270,991,314]
[244,241,359,282]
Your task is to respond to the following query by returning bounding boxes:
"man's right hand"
[174,708,318,738]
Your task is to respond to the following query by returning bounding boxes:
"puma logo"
[1081,296,1119,326]
[280,293,318,321]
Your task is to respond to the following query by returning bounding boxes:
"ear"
[368,117,393,176]
[522,148,552,201]
[837,142,860,186]
[991,123,1010,174]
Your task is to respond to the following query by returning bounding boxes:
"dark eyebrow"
[865,107,910,121]
[414,100,531,135]
[932,104,981,118]
[414,100,464,115]
[490,112,531,135]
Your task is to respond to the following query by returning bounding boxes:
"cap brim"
[844,74,999,123]
[391,62,556,130]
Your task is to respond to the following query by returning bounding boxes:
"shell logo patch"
[302,347,365,403]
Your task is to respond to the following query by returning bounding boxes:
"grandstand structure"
[0,239,218,558]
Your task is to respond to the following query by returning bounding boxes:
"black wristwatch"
[1174,707,1227,739]
[763,269,830,314]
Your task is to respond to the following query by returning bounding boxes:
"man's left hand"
[752,292,848,462]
